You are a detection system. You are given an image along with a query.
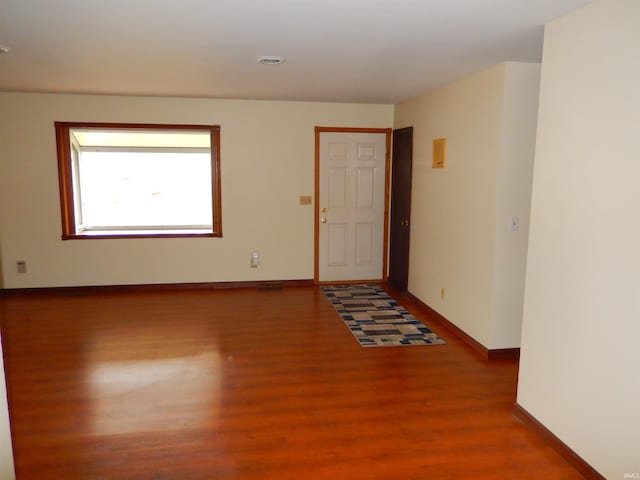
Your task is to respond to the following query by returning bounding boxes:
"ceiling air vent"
[257,55,286,65]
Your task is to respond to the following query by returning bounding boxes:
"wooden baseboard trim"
[404,291,488,357]
[0,279,314,297]
[487,348,520,360]
[403,291,519,360]
[317,279,384,286]
[513,404,605,479]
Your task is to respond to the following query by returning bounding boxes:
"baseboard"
[317,279,384,286]
[487,348,520,360]
[0,279,314,296]
[404,291,487,357]
[513,404,605,479]
[403,291,519,361]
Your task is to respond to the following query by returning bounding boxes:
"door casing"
[314,126,392,284]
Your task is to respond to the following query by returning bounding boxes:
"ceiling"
[0,0,593,104]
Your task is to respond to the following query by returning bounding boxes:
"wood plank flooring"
[1,286,582,479]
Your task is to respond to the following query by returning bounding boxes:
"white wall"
[0,335,15,480]
[0,93,392,288]
[394,62,540,349]
[394,64,504,347]
[489,63,541,348]
[517,1,640,478]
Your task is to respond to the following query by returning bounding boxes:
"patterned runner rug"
[322,284,446,347]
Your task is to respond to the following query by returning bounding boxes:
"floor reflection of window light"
[88,352,222,435]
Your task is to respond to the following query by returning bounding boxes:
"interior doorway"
[314,127,391,283]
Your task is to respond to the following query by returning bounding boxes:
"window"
[55,122,221,239]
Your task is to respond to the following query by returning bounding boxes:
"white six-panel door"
[318,131,387,282]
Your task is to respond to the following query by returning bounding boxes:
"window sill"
[62,231,220,240]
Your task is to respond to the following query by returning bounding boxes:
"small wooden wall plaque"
[432,138,446,168]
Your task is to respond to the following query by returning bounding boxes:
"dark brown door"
[388,127,413,291]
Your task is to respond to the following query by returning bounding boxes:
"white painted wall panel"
[0,94,392,288]
[518,1,640,477]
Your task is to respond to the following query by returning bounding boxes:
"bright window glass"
[77,150,212,231]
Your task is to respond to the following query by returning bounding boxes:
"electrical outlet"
[251,251,259,268]
[440,287,445,299]
[17,260,27,274]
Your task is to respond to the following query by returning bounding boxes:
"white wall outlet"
[16,260,27,274]
[250,251,259,268]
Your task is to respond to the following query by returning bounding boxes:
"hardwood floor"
[1,286,582,479]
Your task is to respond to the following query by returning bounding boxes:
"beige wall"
[490,62,541,348]
[0,334,15,480]
[0,93,392,288]
[517,1,640,478]
[394,62,540,349]
[0,238,4,289]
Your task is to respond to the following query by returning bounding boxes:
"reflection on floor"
[1,286,582,479]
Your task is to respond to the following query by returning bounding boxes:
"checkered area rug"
[322,284,446,347]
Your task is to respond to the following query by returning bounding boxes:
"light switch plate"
[299,195,312,205]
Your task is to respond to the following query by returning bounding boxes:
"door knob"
[401,219,409,227]
[321,217,327,224]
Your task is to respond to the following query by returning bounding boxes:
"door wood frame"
[314,126,392,285]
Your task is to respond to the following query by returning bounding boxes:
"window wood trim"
[54,122,222,240]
